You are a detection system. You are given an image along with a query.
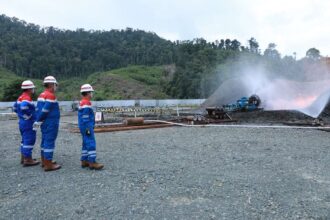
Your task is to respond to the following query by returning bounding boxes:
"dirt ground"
[0,115,330,219]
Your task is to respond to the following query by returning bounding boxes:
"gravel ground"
[1,115,330,220]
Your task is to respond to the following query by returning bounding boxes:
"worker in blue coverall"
[33,76,61,171]
[13,80,40,166]
[78,84,104,170]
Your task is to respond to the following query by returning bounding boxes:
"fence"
[0,99,206,113]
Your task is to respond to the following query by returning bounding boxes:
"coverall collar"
[22,91,32,99]
[82,97,91,101]
[45,88,55,94]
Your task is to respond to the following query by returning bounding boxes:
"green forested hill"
[0,15,175,79]
[0,66,171,101]
[0,14,325,101]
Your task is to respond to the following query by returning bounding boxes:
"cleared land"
[0,115,330,219]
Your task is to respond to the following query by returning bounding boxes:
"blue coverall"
[78,98,96,163]
[36,90,60,161]
[13,93,36,158]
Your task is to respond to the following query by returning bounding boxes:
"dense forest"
[0,15,176,78]
[0,14,327,101]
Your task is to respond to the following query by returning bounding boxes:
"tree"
[2,79,22,101]
[248,37,259,54]
[306,48,321,60]
[230,39,241,51]
[264,43,280,59]
[225,39,231,50]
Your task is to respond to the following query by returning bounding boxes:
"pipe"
[144,120,330,130]
[124,117,144,126]
[95,122,122,127]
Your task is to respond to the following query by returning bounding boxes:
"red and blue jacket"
[13,92,36,123]
[36,89,60,123]
[78,98,95,129]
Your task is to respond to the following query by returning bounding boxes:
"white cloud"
[0,0,329,58]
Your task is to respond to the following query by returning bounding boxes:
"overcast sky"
[1,0,329,58]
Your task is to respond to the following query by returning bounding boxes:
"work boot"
[21,154,37,164]
[23,157,40,167]
[40,156,57,167]
[81,160,89,168]
[88,162,104,170]
[43,159,61,172]
[22,154,38,165]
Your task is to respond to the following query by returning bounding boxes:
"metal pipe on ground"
[70,119,330,133]
[144,120,330,130]
[70,122,173,133]
[124,117,144,126]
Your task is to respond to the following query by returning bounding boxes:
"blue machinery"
[206,95,261,119]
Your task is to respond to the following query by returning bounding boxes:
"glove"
[85,128,91,135]
[33,121,42,131]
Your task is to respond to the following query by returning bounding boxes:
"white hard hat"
[21,80,35,89]
[80,84,94,93]
[43,76,58,84]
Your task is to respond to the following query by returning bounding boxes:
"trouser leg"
[84,129,96,163]
[40,133,45,158]
[19,128,24,163]
[19,128,23,153]
[81,133,88,161]
[43,123,59,161]
[21,126,36,158]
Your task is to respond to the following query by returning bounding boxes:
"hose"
[144,120,330,130]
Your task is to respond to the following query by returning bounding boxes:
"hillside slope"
[0,65,173,101]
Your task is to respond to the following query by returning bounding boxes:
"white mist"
[204,64,330,118]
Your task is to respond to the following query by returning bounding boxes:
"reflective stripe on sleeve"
[23,114,32,120]
[21,106,29,110]
[45,99,57,103]
[79,105,92,109]
[21,100,33,104]
[22,145,33,149]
